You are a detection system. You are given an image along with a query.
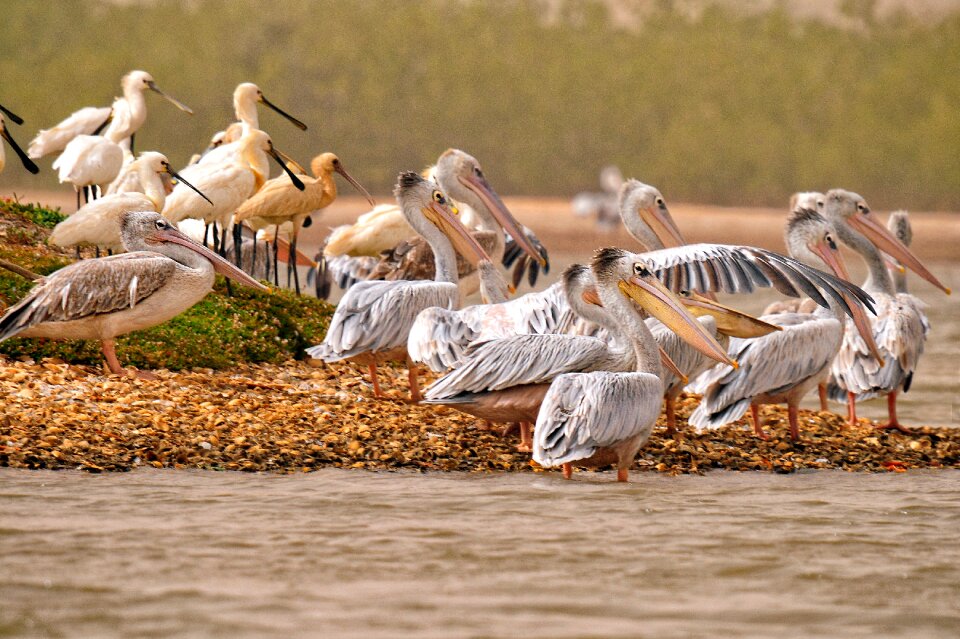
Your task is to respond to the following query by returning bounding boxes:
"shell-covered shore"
[1,358,956,475]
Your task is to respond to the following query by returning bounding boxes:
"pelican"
[49,152,210,254]
[0,104,40,175]
[823,190,949,432]
[0,211,266,378]
[163,129,305,258]
[533,248,737,481]
[762,192,826,318]
[426,235,875,445]
[28,70,192,160]
[305,172,491,401]
[688,208,881,440]
[233,153,374,294]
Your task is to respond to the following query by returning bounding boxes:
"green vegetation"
[0,1,957,209]
[0,199,334,370]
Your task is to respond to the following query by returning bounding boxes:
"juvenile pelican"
[305,172,490,401]
[533,248,737,481]
[233,153,374,293]
[688,208,881,440]
[28,70,192,160]
[0,105,39,175]
[0,211,265,378]
[823,191,949,432]
[49,153,209,254]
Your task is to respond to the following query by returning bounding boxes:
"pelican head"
[618,179,684,249]
[591,247,735,368]
[789,191,824,213]
[0,110,39,175]
[311,153,375,206]
[124,70,194,114]
[235,82,307,131]
[822,188,949,294]
[394,171,490,267]
[436,148,545,267]
[888,210,912,246]
[121,211,267,290]
[786,206,884,364]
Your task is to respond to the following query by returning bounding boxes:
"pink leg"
[788,404,800,441]
[750,403,768,440]
[847,391,858,427]
[101,339,125,375]
[368,363,384,398]
[517,422,532,452]
[876,391,912,434]
[407,362,422,403]
[562,463,572,480]
[818,384,828,412]
[616,468,629,482]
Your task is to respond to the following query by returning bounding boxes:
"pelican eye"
[633,263,651,277]
[432,190,446,205]
[474,167,484,178]
[826,233,837,250]
[656,197,665,208]
[154,220,167,230]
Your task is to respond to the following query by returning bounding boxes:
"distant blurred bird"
[571,165,623,230]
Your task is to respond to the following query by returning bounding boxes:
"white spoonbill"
[0,211,265,378]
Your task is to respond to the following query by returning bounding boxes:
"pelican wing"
[688,313,843,429]
[0,253,175,340]
[306,279,458,361]
[641,244,875,317]
[423,333,610,400]
[828,293,929,399]
[534,371,662,467]
[28,106,112,159]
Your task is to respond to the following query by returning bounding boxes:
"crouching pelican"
[0,211,266,378]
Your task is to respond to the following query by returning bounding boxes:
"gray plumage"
[534,371,662,467]
[0,253,174,341]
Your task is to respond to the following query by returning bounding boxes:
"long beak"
[166,166,213,205]
[153,226,268,291]
[636,205,685,248]
[335,162,376,207]
[659,346,688,385]
[267,145,305,191]
[618,274,736,369]
[811,240,884,366]
[0,124,40,174]
[272,148,308,175]
[0,104,24,125]
[421,201,491,267]
[259,94,308,131]
[146,81,194,115]
[458,174,545,267]
[883,254,906,274]
[848,212,950,294]
[681,292,782,338]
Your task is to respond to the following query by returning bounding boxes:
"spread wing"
[306,280,458,361]
[423,334,610,400]
[688,313,843,429]
[533,371,662,467]
[0,253,175,340]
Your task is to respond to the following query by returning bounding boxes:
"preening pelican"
[0,105,40,175]
[305,172,490,401]
[533,248,737,481]
[0,211,265,378]
[233,153,374,294]
[823,190,949,432]
[689,207,881,440]
[49,152,209,254]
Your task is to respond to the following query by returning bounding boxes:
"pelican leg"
[787,404,800,441]
[407,362,422,403]
[562,463,573,480]
[876,391,912,434]
[368,363,384,398]
[818,384,829,412]
[664,394,678,437]
[517,422,532,452]
[750,403,768,440]
[617,468,629,482]
[846,391,858,427]
[101,339,125,375]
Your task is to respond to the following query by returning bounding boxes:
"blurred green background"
[1,0,958,209]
